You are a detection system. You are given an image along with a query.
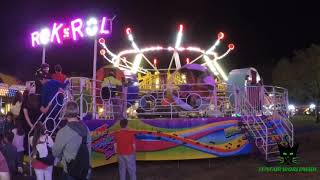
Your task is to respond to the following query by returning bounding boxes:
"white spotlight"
[86,17,98,36]
[40,28,51,45]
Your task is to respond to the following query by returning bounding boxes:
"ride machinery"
[29,24,294,168]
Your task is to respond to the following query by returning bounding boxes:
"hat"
[40,63,49,69]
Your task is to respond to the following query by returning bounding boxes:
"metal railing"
[234,86,269,160]
[28,89,69,175]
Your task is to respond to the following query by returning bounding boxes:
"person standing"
[102,70,123,120]
[19,91,41,151]
[51,64,67,83]
[0,151,10,180]
[0,131,23,176]
[35,63,51,95]
[114,119,136,180]
[52,101,91,180]
[11,120,25,174]
[30,123,54,180]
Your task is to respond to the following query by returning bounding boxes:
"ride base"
[87,117,253,168]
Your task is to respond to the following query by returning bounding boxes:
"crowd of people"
[0,63,138,180]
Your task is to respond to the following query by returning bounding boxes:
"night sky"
[0,0,319,83]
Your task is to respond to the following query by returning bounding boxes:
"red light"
[218,32,224,40]
[179,24,184,32]
[126,28,132,35]
[153,59,157,65]
[186,58,190,64]
[228,43,235,50]
[100,49,106,55]
[98,38,105,44]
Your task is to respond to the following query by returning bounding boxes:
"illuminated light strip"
[175,24,184,48]
[203,55,219,75]
[205,32,225,54]
[216,44,235,60]
[131,53,143,74]
[100,42,118,58]
[216,49,232,60]
[206,39,220,53]
[213,60,228,81]
[125,28,157,71]
[114,46,205,57]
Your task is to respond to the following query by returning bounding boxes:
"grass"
[290,115,320,127]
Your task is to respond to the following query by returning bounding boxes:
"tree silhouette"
[273,44,320,123]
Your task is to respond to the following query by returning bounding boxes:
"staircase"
[28,89,70,175]
[235,86,294,162]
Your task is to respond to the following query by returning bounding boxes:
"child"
[31,123,54,180]
[0,131,23,176]
[12,120,25,173]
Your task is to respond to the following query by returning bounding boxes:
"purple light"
[30,16,112,47]
[70,18,84,41]
[50,23,63,44]
[31,31,40,47]
[100,17,110,34]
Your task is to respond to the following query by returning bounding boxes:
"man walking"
[114,119,136,180]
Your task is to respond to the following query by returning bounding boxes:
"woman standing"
[19,91,41,151]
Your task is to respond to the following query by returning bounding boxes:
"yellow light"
[0,88,8,96]
[98,108,104,113]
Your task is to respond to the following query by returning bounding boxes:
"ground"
[91,115,320,180]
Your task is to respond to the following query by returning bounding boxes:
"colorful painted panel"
[85,117,253,168]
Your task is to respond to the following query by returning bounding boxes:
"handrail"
[28,88,68,175]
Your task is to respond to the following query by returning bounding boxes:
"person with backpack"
[52,101,91,180]
[30,123,54,180]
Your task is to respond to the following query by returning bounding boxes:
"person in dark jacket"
[35,63,51,95]
[0,131,23,176]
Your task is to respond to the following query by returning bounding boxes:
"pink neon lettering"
[63,28,70,38]
[100,17,110,34]
[31,31,40,47]
[70,18,84,40]
[50,23,63,43]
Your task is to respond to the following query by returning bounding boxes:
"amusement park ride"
[23,18,294,168]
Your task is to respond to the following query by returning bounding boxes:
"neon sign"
[31,16,112,47]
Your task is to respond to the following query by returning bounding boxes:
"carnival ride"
[25,24,294,170]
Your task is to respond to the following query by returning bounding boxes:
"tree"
[273,44,320,123]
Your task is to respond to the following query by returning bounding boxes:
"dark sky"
[0,0,319,83]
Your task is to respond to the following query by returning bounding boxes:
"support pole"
[42,46,46,64]
[92,38,97,119]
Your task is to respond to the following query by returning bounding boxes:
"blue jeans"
[118,154,136,180]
